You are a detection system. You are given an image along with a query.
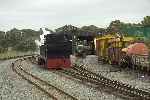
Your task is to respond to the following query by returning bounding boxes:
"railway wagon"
[39,33,72,69]
[94,33,134,64]
[94,33,150,72]
[121,42,150,71]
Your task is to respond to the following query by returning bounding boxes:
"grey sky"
[0,0,150,31]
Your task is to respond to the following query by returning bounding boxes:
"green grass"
[0,51,35,60]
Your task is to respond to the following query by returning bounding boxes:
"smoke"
[35,27,52,47]
[35,40,41,46]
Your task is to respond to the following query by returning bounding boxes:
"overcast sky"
[0,0,150,31]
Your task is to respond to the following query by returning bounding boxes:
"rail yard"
[0,24,150,100]
[0,16,150,100]
[0,0,150,99]
[0,53,149,100]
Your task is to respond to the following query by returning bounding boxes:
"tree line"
[55,16,150,38]
[0,28,40,53]
[0,16,149,53]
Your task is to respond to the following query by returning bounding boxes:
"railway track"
[11,57,77,100]
[28,55,150,100]
[55,64,150,100]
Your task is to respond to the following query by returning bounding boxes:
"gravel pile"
[24,60,124,100]
[81,55,150,92]
[0,60,52,100]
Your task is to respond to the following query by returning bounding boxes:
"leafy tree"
[14,39,37,52]
[55,25,79,33]
[0,31,5,39]
[0,31,8,53]
[0,28,40,52]
[80,25,104,33]
[27,39,37,51]
[5,28,22,47]
[107,20,127,33]
[141,16,150,26]
[21,29,40,40]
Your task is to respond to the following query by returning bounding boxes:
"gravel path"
[0,59,52,100]
[24,60,124,100]
[79,55,150,92]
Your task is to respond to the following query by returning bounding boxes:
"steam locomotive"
[38,32,72,69]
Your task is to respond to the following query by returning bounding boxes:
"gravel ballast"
[0,59,52,100]
[24,59,124,100]
[1,56,145,100]
[80,55,150,92]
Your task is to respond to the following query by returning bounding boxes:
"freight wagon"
[121,42,150,72]
[94,33,134,64]
[94,33,150,72]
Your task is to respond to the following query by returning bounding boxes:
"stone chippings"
[25,60,123,100]
[82,55,150,92]
[0,60,52,100]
